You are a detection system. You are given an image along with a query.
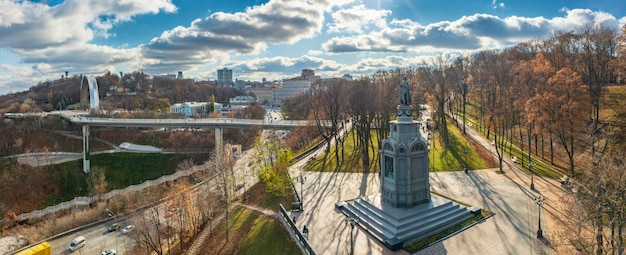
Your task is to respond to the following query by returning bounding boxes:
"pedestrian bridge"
[55,114,331,173]
[6,111,331,173]
[60,114,325,129]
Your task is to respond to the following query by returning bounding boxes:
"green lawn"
[46,153,205,204]
[456,104,563,178]
[210,206,301,255]
[305,122,493,173]
[305,129,381,173]
[430,120,493,172]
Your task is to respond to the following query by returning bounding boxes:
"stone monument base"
[336,193,478,251]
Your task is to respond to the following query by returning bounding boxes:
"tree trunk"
[549,131,554,165]
[519,125,525,167]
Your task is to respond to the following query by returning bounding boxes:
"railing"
[278,204,316,255]
[17,163,208,220]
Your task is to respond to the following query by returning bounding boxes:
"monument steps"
[343,196,473,245]
[397,208,472,241]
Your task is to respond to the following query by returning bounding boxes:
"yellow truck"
[14,242,51,255]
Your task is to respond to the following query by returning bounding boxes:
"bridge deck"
[60,114,325,129]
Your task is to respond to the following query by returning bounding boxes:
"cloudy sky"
[0,0,624,95]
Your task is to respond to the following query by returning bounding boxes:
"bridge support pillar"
[215,128,223,159]
[82,125,91,173]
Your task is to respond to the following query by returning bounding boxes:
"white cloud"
[327,4,391,34]
[324,8,624,54]
[308,50,324,55]
[140,0,350,73]
[0,0,177,50]
[0,64,34,77]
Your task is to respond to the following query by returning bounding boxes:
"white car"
[101,249,116,255]
[68,236,85,251]
[122,224,135,234]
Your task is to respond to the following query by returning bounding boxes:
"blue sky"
[0,0,624,95]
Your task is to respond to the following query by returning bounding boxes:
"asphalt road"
[50,219,134,255]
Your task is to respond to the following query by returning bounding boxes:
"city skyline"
[0,0,624,95]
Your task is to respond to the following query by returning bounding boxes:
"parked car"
[68,236,85,252]
[108,223,120,232]
[101,249,116,255]
[122,224,135,234]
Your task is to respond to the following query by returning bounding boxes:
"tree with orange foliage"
[526,68,589,176]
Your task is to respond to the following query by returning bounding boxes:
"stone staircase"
[337,194,474,250]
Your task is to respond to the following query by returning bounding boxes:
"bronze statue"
[400,76,411,106]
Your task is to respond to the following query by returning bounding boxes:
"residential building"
[247,86,273,105]
[230,95,256,106]
[273,77,310,105]
[170,101,223,117]
[217,68,233,85]
[270,69,319,105]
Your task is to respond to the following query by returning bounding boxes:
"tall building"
[217,68,233,85]
[273,77,310,105]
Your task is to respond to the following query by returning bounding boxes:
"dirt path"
[234,203,277,218]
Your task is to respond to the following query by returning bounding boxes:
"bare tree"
[307,78,347,164]
[212,150,236,242]
[131,206,166,255]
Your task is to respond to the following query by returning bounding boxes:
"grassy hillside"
[0,153,206,215]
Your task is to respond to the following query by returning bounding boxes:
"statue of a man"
[400,76,411,106]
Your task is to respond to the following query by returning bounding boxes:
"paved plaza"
[290,162,558,255]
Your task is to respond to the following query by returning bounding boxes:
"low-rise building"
[170,101,223,117]
[247,86,273,105]
[230,96,256,106]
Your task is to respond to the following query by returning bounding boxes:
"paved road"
[50,219,134,255]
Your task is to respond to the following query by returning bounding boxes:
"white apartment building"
[170,101,223,117]
[272,78,310,105]
[247,86,273,105]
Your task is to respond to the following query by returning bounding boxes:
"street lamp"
[344,216,358,255]
[300,173,306,211]
[535,195,545,239]
[106,208,119,250]
[530,161,536,191]
[303,225,309,239]
[463,147,469,174]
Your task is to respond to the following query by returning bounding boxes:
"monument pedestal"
[336,81,481,251]
[336,193,475,250]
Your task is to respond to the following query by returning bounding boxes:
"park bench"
[511,156,517,164]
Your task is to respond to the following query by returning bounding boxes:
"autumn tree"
[86,167,108,199]
[131,205,167,255]
[420,55,450,147]
[513,53,556,166]
[449,56,471,133]
[280,93,310,120]
[212,150,236,242]
[560,148,626,255]
[347,77,378,171]
[526,68,590,176]
[576,24,617,164]
[307,78,347,166]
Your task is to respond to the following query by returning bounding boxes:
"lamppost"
[299,173,306,211]
[530,161,536,191]
[106,208,119,250]
[344,216,357,255]
[303,225,309,239]
[535,195,545,238]
[463,147,469,174]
